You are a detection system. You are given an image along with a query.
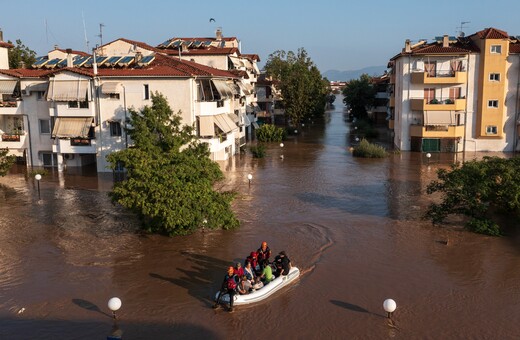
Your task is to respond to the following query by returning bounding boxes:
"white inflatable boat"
[214,267,300,305]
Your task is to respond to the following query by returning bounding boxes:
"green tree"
[342,74,377,120]
[8,39,36,69]
[265,48,329,127]
[426,156,520,236]
[106,93,239,236]
[0,149,16,176]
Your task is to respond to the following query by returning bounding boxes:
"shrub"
[256,124,286,142]
[352,139,387,158]
[466,218,501,236]
[250,144,266,158]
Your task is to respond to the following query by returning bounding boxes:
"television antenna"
[82,11,90,51]
[97,23,105,47]
[458,21,470,37]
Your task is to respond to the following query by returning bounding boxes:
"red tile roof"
[167,37,237,42]
[510,41,520,54]
[0,68,54,78]
[0,41,13,48]
[242,54,260,62]
[412,44,474,54]
[473,27,509,39]
[164,47,240,56]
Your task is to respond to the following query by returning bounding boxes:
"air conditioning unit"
[21,89,29,96]
[64,153,75,160]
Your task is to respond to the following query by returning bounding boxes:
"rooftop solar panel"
[172,40,182,48]
[73,56,90,66]
[138,55,155,66]
[160,39,171,48]
[105,56,122,66]
[83,56,107,67]
[33,58,49,67]
[117,56,134,66]
[45,58,63,68]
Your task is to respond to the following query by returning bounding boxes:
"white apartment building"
[0,37,250,172]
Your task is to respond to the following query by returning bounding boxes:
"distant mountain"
[322,66,386,81]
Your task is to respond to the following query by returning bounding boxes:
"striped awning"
[242,113,251,126]
[237,82,251,95]
[214,114,237,133]
[199,116,215,137]
[211,79,234,99]
[0,80,18,94]
[228,113,240,123]
[101,82,122,94]
[26,82,48,93]
[52,117,93,138]
[424,111,457,125]
[46,79,91,101]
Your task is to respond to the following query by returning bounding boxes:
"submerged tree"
[0,149,15,176]
[426,156,520,236]
[342,74,376,120]
[106,93,239,236]
[8,39,36,69]
[264,48,329,126]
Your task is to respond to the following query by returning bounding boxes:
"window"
[489,73,500,81]
[109,121,122,136]
[36,91,45,100]
[488,100,499,108]
[108,93,120,99]
[68,101,89,108]
[39,119,51,134]
[490,45,502,54]
[144,84,150,100]
[486,126,498,135]
[41,152,57,167]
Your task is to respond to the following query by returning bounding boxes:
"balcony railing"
[410,124,465,138]
[71,138,91,146]
[411,71,467,84]
[1,133,21,142]
[411,98,466,111]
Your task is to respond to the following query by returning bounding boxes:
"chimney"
[442,35,449,48]
[182,42,189,53]
[216,27,222,41]
[135,51,142,63]
[66,48,73,67]
[54,44,59,50]
[404,39,411,53]
[18,61,25,69]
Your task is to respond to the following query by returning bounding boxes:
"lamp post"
[426,152,431,165]
[383,298,397,319]
[280,143,284,148]
[108,297,122,320]
[35,174,41,200]
[247,173,253,187]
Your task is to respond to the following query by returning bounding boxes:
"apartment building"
[388,27,520,153]
[0,37,249,172]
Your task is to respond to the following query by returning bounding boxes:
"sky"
[1,0,520,72]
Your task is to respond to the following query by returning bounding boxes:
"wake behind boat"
[214,266,300,305]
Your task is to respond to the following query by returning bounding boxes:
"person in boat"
[237,275,252,295]
[245,251,259,273]
[234,262,244,277]
[274,251,292,277]
[257,241,272,269]
[252,276,264,290]
[259,262,274,284]
[243,261,256,282]
[213,266,238,312]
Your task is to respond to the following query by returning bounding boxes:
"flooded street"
[1,96,520,339]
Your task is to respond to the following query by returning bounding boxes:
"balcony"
[410,124,465,138]
[53,138,97,154]
[411,98,466,111]
[0,133,26,149]
[52,102,95,117]
[0,101,22,115]
[198,101,229,116]
[411,71,467,84]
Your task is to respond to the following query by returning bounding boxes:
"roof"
[390,36,479,61]
[167,37,237,42]
[52,48,90,57]
[0,41,13,48]
[510,40,520,54]
[164,47,240,56]
[472,27,509,40]
[0,68,54,78]
[242,54,260,62]
[98,38,164,53]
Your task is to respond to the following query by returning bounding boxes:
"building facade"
[388,27,520,153]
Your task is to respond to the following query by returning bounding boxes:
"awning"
[25,82,48,93]
[101,82,122,94]
[252,121,260,129]
[199,116,215,137]
[211,79,234,99]
[228,113,240,124]
[229,56,243,69]
[214,114,237,133]
[52,117,93,138]
[0,80,18,94]
[424,111,457,125]
[243,113,251,126]
[237,82,251,95]
[47,79,91,101]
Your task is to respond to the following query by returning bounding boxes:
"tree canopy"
[0,149,15,176]
[426,156,520,236]
[106,93,239,236]
[264,48,329,126]
[342,74,376,120]
[8,39,36,69]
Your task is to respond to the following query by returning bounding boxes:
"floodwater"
[1,96,520,339]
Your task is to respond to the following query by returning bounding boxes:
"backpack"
[227,277,237,290]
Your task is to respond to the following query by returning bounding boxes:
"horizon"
[1,0,519,73]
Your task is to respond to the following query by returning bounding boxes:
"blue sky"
[1,0,519,72]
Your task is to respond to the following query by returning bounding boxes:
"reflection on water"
[0,96,520,339]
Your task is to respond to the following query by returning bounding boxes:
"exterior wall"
[180,54,230,70]
[474,37,509,139]
[98,40,154,56]
[0,47,8,69]
[506,54,520,151]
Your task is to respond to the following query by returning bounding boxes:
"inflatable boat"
[214,266,300,305]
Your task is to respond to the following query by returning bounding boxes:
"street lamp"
[280,143,284,148]
[108,297,122,320]
[35,174,42,200]
[383,298,397,319]
[247,173,253,187]
[426,152,431,165]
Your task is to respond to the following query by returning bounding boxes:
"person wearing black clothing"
[274,251,291,277]
[213,266,237,312]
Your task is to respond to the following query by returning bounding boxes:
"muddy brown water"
[1,97,520,339]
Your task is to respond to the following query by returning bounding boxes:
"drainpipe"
[462,54,471,162]
[513,55,520,154]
